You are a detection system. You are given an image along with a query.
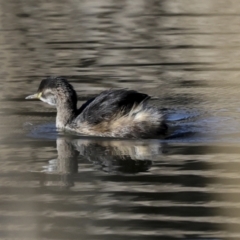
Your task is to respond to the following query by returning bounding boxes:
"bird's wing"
[77,97,96,114]
[76,89,149,125]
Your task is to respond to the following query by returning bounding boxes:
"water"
[1,0,240,239]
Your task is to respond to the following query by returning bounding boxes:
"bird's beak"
[25,92,42,100]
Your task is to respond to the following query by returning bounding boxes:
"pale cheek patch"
[40,96,56,106]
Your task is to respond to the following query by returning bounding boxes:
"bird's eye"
[42,89,53,99]
[40,90,57,106]
[42,92,51,99]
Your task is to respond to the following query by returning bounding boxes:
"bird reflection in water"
[41,137,164,188]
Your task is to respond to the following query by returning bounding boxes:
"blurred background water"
[1,0,240,239]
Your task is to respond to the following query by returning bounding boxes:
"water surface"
[1,0,240,239]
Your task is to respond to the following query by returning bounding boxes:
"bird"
[25,76,167,138]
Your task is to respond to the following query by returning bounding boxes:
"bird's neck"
[56,99,77,129]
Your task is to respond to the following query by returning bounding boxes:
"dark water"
[1,0,240,239]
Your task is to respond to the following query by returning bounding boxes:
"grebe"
[26,77,167,138]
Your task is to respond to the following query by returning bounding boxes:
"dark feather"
[77,89,149,125]
[78,97,96,114]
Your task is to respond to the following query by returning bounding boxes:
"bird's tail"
[111,103,167,138]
